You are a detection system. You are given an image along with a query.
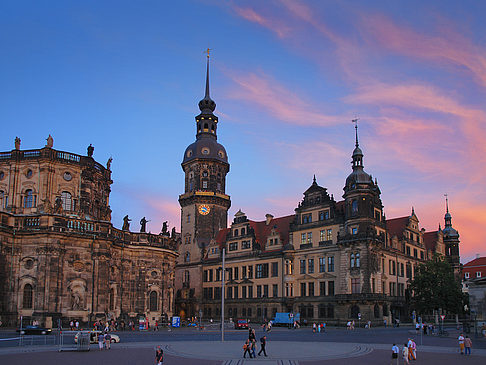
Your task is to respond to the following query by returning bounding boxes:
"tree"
[408,255,464,314]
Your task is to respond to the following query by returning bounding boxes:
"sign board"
[358,313,361,319]
[440,315,445,321]
[172,316,181,328]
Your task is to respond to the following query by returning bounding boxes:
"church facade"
[175,60,461,324]
[0,139,178,327]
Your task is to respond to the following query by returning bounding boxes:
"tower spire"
[205,48,211,99]
[445,193,449,214]
[198,49,216,115]
[313,174,316,184]
[352,118,359,147]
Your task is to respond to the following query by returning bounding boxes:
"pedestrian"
[318,323,321,333]
[155,346,164,364]
[75,320,79,330]
[464,336,472,355]
[98,332,104,350]
[104,332,111,350]
[258,336,267,357]
[251,339,257,358]
[70,320,74,330]
[458,333,465,354]
[384,318,387,328]
[243,339,252,358]
[415,323,420,334]
[402,343,409,365]
[423,322,427,335]
[391,343,399,365]
[411,338,417,360]
[312,322,316,333]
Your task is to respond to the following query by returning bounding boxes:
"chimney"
[265,214,274,225]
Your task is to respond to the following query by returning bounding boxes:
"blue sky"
[1,0,485,262]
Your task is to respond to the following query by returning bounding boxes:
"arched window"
[204,123,208,131]
[24,189,35,208]
[61,191,72,211]
[0,190,4,209]
[241,228,245,235]
[355,253,360,267]
[350,305,360,319]
[149,291,158,311]
[350,253,355,267]
[234,229,238,236]
[351,200,358,214]
[109,288,115,310]
[185,252,190,262]
[374,304,380,318]
[23,284,33,309]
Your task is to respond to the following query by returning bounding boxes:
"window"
[406,246,411,256]
[227,286,233,299]
[352,199,358,214]
[271,262,278,277]
[248,285,253,298]
[149,291,158,311]
[187,214,190,223]
[308,259,314,274]
[300,259,306,274]
[327,229,332,241]
[352,227,358,235]
[234,229,239,236]
[328,281,335,296]
[350,253,355,268]
[320,230,326,242]
[257,285,262,298]
[256,264,263,278]
[351,278,360,294]
[216,269,221,281]
[301,233,306,244]
[23,284,33,309]
[184,270,190,283]
[465,272,470,279]
[420,251,424,260]
[413,248,418,258]
[308,282,315,296]
[262,263,269,278]
[400,263,404,277]
[241,240,251,249]
[285,282,293,297]
[477,272,482,278]
[327,256,334,272]
[285,260,293,275]
[272,284,278,297]
[248,266,253,279]
[319,257,326,272]
[319,210,330,221]
[24,189,35,208]
[184,252,190,263]
[320,281,326,296]
[61,191,73,211]
[202,181,208,189]
[356,253,360,267]
[241,228,245,235]
[0,190,5,209]
[307,232,312,244]
[229,242,238,251]
[242,266,247,279]
[406,264,412,279]
[242,286,247,298]
[300,282,306,296]
[302,214,312,224]
[234,267,239,280]
[263,285,268,297]
[203,270,208,282]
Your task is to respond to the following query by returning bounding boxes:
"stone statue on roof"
[87,144,94,157]
[46,134,53,148]
[122,215,131,231]
[15,137,21,150]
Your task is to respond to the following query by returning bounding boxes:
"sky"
[1,0,485,263]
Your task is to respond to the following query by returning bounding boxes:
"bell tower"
[176,54,231,316]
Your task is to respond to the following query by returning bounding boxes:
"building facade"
[0,139,178,327]
[174,63,460,324]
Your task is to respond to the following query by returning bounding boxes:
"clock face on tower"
[198,205,210,215]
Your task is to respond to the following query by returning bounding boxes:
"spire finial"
[204,48,211,99]
[412,206,415,215]
[352,118,359,147]
[313,174,316,184]
[444,193,449,213]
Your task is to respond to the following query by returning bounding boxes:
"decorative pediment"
[239,277,254,284]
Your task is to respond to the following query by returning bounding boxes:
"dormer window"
[302,214,312,224]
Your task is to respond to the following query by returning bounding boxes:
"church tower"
[442,195,460,273]
[176,55,231,317]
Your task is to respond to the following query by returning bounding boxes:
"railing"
[67,220,95,232]
[299,243,312,249]
[23,150,40,158]
[56,151,80,163]
[319,240,333,247]
[24,217,40,228]
[0,152,12,159]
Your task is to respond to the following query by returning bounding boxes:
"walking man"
[391,343,399,365]
[464,336,472,355]
[98,333,104,351]
[155,346,164,364]
[402,343,409,365]
[243,339,253,358]
[258,336,268,357]
[458,333,465,354]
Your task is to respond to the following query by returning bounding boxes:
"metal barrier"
[58,330,90,352]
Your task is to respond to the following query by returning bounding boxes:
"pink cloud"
[232,6,290,38]
[363,14,486,88]
[225,70,344,126]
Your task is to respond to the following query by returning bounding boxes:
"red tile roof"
[215,228,230,245]
[386,216,409,238]
[464,257,486,268]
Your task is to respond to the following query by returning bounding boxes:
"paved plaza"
[0,326,484,364]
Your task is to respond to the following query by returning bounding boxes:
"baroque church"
[0,138,179,327]
[174,58,461,324]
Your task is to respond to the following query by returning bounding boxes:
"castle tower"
[176,55,231,317]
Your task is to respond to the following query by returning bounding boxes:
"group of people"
[414,322,436,335]
[93,319,122,332]
[458,333,473,355]
[312,322,326,333]
[391,338,417,365]
[346,320,356,330]
[243,327,268,358]
[69,320,80,331]
[97,332,112,350]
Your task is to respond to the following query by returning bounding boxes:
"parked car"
[74,331,120,344]
[17,325,52,335]
[234,319,249,330]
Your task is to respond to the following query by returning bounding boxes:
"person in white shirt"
[390,343,399,365]
[458,333,465,354]
[402,343,409,364]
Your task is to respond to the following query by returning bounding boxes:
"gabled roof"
[464,257,486,268]
[386,216,409,238]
